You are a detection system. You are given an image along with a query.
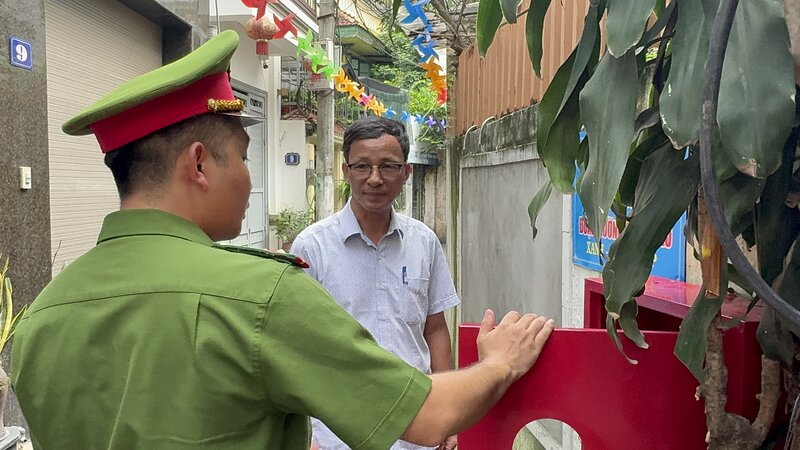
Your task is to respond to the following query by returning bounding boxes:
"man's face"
[343,134,411,216]
[205,128,252,241]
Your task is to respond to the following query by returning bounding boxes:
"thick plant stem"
[704,317,763,449]
[698,190,722,298]
[752,357,780,443]
[698,194,780,449]
[704,316,728,443]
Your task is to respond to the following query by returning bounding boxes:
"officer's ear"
[179,142,211,190]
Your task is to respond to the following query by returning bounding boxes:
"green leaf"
[773,238,800,327]
[633,106,660,138]
[606,0,657,57]
[727,263,754,297]
[638,2,675,49]
[500,0,520,24]
[607,315,638,364]
[618,301,649,349]
[653,0,665,17]
[541,93,582,193]
[603,145,701,316]
[537,52,578,159]
[576,135,590,171]
[578,49,638,244]
[659,0,718,148]
[525,0,552,78]
[557,1,604,116]
[719,172,764,236]
[755,124,800,366]
[675,287,724,382]
[477,0,504,57]
[758,234,800,365]
[757,306,795,367]
[392,0,402,25]
[756,124,800,286]
[535,2,603,193]
[718,0,796,178]
[528,180,554,241]
[618,129,670,207]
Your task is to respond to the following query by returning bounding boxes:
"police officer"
[11,30,554,449]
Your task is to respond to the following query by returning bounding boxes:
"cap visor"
[219,112,265,128]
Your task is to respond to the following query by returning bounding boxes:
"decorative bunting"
[400,0,431,26]
[296,32,314,57]
[288,0,450,131]
[242,0,447,129]
[273,13,297,39]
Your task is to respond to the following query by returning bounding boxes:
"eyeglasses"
[347,162,406,178]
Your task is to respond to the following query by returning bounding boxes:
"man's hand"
[477,309,554,382]
[437,434,457,450]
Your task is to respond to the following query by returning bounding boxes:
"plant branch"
[704,316,728,442]
[429,0,467,54]
[752,356,781,442]
[698,189,723,297]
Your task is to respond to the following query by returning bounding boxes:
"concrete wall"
[459,152,564,324]
[0,0,208,431]
[455,107,564,325]
[0,0,52,429]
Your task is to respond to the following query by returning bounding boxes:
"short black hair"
[104,113,245,199]
[342,116,410,162]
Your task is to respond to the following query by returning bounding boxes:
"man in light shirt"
[292,117,459,450]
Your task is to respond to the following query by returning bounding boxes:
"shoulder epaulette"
[212,244,310,268]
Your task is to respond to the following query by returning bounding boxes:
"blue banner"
[572,194,686,281]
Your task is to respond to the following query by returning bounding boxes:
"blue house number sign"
[9,37,33,70]
[285,153,300,165]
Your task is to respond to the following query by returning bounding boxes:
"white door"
[46,0,162,276]
[228,88,269,249]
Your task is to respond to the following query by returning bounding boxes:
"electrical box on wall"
[19,166,31,190]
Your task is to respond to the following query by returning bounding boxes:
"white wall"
[225,23,268,91]
[212,0,318,41]
[276,120,311,212]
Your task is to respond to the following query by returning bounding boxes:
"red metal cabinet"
[457,276,762,449]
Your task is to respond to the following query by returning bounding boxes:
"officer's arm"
[401,310,554,447]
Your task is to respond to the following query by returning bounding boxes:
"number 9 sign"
[9,37,33,70]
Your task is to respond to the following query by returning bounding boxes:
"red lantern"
[241,0,294,68]
[244,15,278,63]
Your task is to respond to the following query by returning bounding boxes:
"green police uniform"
[11,30,431,449]
[12,210,430,449]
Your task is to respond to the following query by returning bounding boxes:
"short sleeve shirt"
[291,202,460,450]
[11,209,431,450]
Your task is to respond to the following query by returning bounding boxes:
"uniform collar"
[339,199,404,243]
[97,209,214,246]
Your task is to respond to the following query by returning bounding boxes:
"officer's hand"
[476,309,554,382]
[437,434,457,450]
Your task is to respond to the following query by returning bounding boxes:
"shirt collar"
[97,209,214,246]
[338,199,404,243]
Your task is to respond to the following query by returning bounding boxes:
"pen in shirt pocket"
[402,266,408,284]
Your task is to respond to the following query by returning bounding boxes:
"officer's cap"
[62,30,262,153]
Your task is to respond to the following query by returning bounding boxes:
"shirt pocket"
[398,277,429,325]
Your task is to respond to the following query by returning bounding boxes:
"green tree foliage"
[466,0,799,446]
[372,28,447,148]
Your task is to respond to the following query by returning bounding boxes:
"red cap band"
[89,73,236,153]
